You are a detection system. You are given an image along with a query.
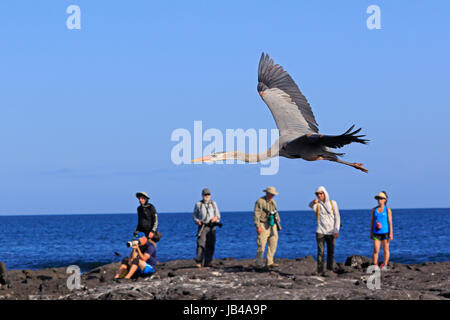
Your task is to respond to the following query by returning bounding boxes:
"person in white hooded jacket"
[309,186,341,274]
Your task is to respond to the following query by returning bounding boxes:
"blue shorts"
[138,263,156,275]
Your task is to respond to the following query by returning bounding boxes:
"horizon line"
[0,206,449,217]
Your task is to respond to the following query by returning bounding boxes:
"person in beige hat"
[253,186,281,268]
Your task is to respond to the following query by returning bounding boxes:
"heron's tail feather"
[319,125,369,149]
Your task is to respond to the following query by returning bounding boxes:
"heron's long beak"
[191,155,212,163]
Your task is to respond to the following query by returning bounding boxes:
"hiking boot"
[193,258,202,268]
[254,265,266,271]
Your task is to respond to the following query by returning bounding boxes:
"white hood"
[315,186,333,214]
[311,186,341,234]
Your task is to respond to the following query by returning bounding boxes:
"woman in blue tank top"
[370,191,393,270]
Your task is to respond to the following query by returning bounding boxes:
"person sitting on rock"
[114,232,160,280]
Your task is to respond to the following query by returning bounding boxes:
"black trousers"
[195,225,216,266]
[316,233,336,273]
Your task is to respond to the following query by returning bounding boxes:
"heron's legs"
[325,158,368,173]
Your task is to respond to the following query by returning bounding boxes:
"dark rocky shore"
[0,256,449,300]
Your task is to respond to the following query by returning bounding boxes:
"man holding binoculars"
[254,186,281,269]
[193,188,221,268]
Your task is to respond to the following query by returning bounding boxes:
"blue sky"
[0,1,449,214]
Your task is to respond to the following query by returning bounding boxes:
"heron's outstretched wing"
[257,52,318,136]
[287,125,369,150]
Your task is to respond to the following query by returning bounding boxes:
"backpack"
[199,200,218,217]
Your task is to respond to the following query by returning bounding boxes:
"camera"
[210,221,223,228]
[126,240,139,248]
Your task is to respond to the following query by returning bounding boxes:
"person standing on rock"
[193,188,221,268]
[309,186,341,275]
[370,191,393,270]
[135,192,159,240]
[254,186,281,269]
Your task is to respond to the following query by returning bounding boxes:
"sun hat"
[374,191,387,200]
[263,186,279,195]
[136,192,150,199]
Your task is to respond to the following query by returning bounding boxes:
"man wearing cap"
[135,192,159,239]
[254,186,281,268]
[193,188,221,268]
[114,231,160,280]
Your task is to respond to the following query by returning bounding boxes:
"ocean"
[0,208,449,272]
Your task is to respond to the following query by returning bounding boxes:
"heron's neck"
[227,149,278,163]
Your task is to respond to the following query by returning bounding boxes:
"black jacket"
[136,202,158,235]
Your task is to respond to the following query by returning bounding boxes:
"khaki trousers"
[256,222,278,267]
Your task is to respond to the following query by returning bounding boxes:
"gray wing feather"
[257,53,319,134]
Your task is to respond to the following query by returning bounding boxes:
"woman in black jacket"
[136,192,159,239]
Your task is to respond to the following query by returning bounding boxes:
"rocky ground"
[0,256,449,300]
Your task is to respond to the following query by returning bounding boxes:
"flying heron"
[192,53,369,173]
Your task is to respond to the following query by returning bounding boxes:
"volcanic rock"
[0,256,448,300]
